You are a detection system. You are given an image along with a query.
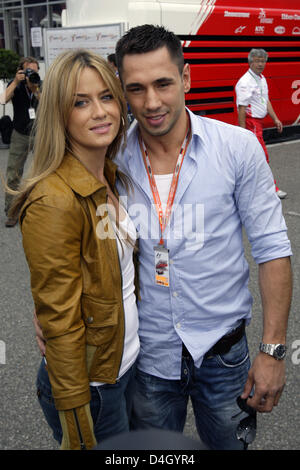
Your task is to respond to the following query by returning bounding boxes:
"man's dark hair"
[18,56,39,70]
[115,24,184,78]
[107,53,117,67]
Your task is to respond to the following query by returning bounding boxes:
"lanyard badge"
[249,70,265,104]
[140,120,191,287]
[28,107,36,119]
[154,244,170,287]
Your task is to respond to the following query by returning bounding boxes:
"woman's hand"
[33,309,46,356]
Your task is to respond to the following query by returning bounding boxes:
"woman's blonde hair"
[9,49,128,218]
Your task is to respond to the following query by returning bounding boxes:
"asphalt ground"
[0,139,299,451]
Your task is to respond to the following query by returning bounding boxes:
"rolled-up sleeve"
[234,134,292,264]
[235,80,252,107]
[0,90,6,105]
[21,200,90,410]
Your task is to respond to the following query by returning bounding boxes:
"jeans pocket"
[36,362,62,444]
[216,335,250,368]
[90,386,103,429]
[36,385,62,444]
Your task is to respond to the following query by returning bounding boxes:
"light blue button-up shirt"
[116,110,292,379]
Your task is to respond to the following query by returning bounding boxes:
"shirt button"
[176,322,181,329]
[173,291,178,297]
[87,316,94,324]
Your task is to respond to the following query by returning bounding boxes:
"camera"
[24,68,41,85]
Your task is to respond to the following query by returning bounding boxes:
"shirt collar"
[122,107,205,167]
[248,68,263,80]
[186,107,205,147]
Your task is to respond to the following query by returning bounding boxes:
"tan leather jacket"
[20,154,126,411]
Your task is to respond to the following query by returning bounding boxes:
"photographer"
[3,56,41,227]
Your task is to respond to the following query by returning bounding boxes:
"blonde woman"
[11,50,139,450]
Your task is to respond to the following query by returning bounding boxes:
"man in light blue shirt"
[115,25,293,450]
[120,107,291,376]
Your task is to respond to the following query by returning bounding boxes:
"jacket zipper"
[73,409,86,450]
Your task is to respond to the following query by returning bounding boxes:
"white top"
[90,207,140,386]
[235,69,269,119]
[154,173,173,209]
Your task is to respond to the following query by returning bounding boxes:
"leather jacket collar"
[55,153,118,197]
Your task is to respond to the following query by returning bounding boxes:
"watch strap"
[259,342,287,359]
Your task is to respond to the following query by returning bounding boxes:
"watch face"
[275,344,287,359]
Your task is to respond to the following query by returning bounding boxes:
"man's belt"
[182,320,246,360]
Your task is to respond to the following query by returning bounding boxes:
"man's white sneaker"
[276,189,287,199]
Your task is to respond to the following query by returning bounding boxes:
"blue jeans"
[130,334,252,450]
[36,359,136,445]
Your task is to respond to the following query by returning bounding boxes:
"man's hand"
[27,82,41,99]
[267,101,283,134]
[241,352,286,412]
[14,69,26,85]
[275,118,283,134]
[5,69,26,102]
[33,309,46,356]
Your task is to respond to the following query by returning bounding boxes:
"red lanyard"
[140,123,191,245]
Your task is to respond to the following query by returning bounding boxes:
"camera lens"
[25,68,41,84]
[29,72,40,84]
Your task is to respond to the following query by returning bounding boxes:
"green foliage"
[0,49,20,80]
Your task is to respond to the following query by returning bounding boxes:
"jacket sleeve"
[22,199,97,449]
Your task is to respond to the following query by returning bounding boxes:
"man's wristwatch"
[259,343,287,360]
